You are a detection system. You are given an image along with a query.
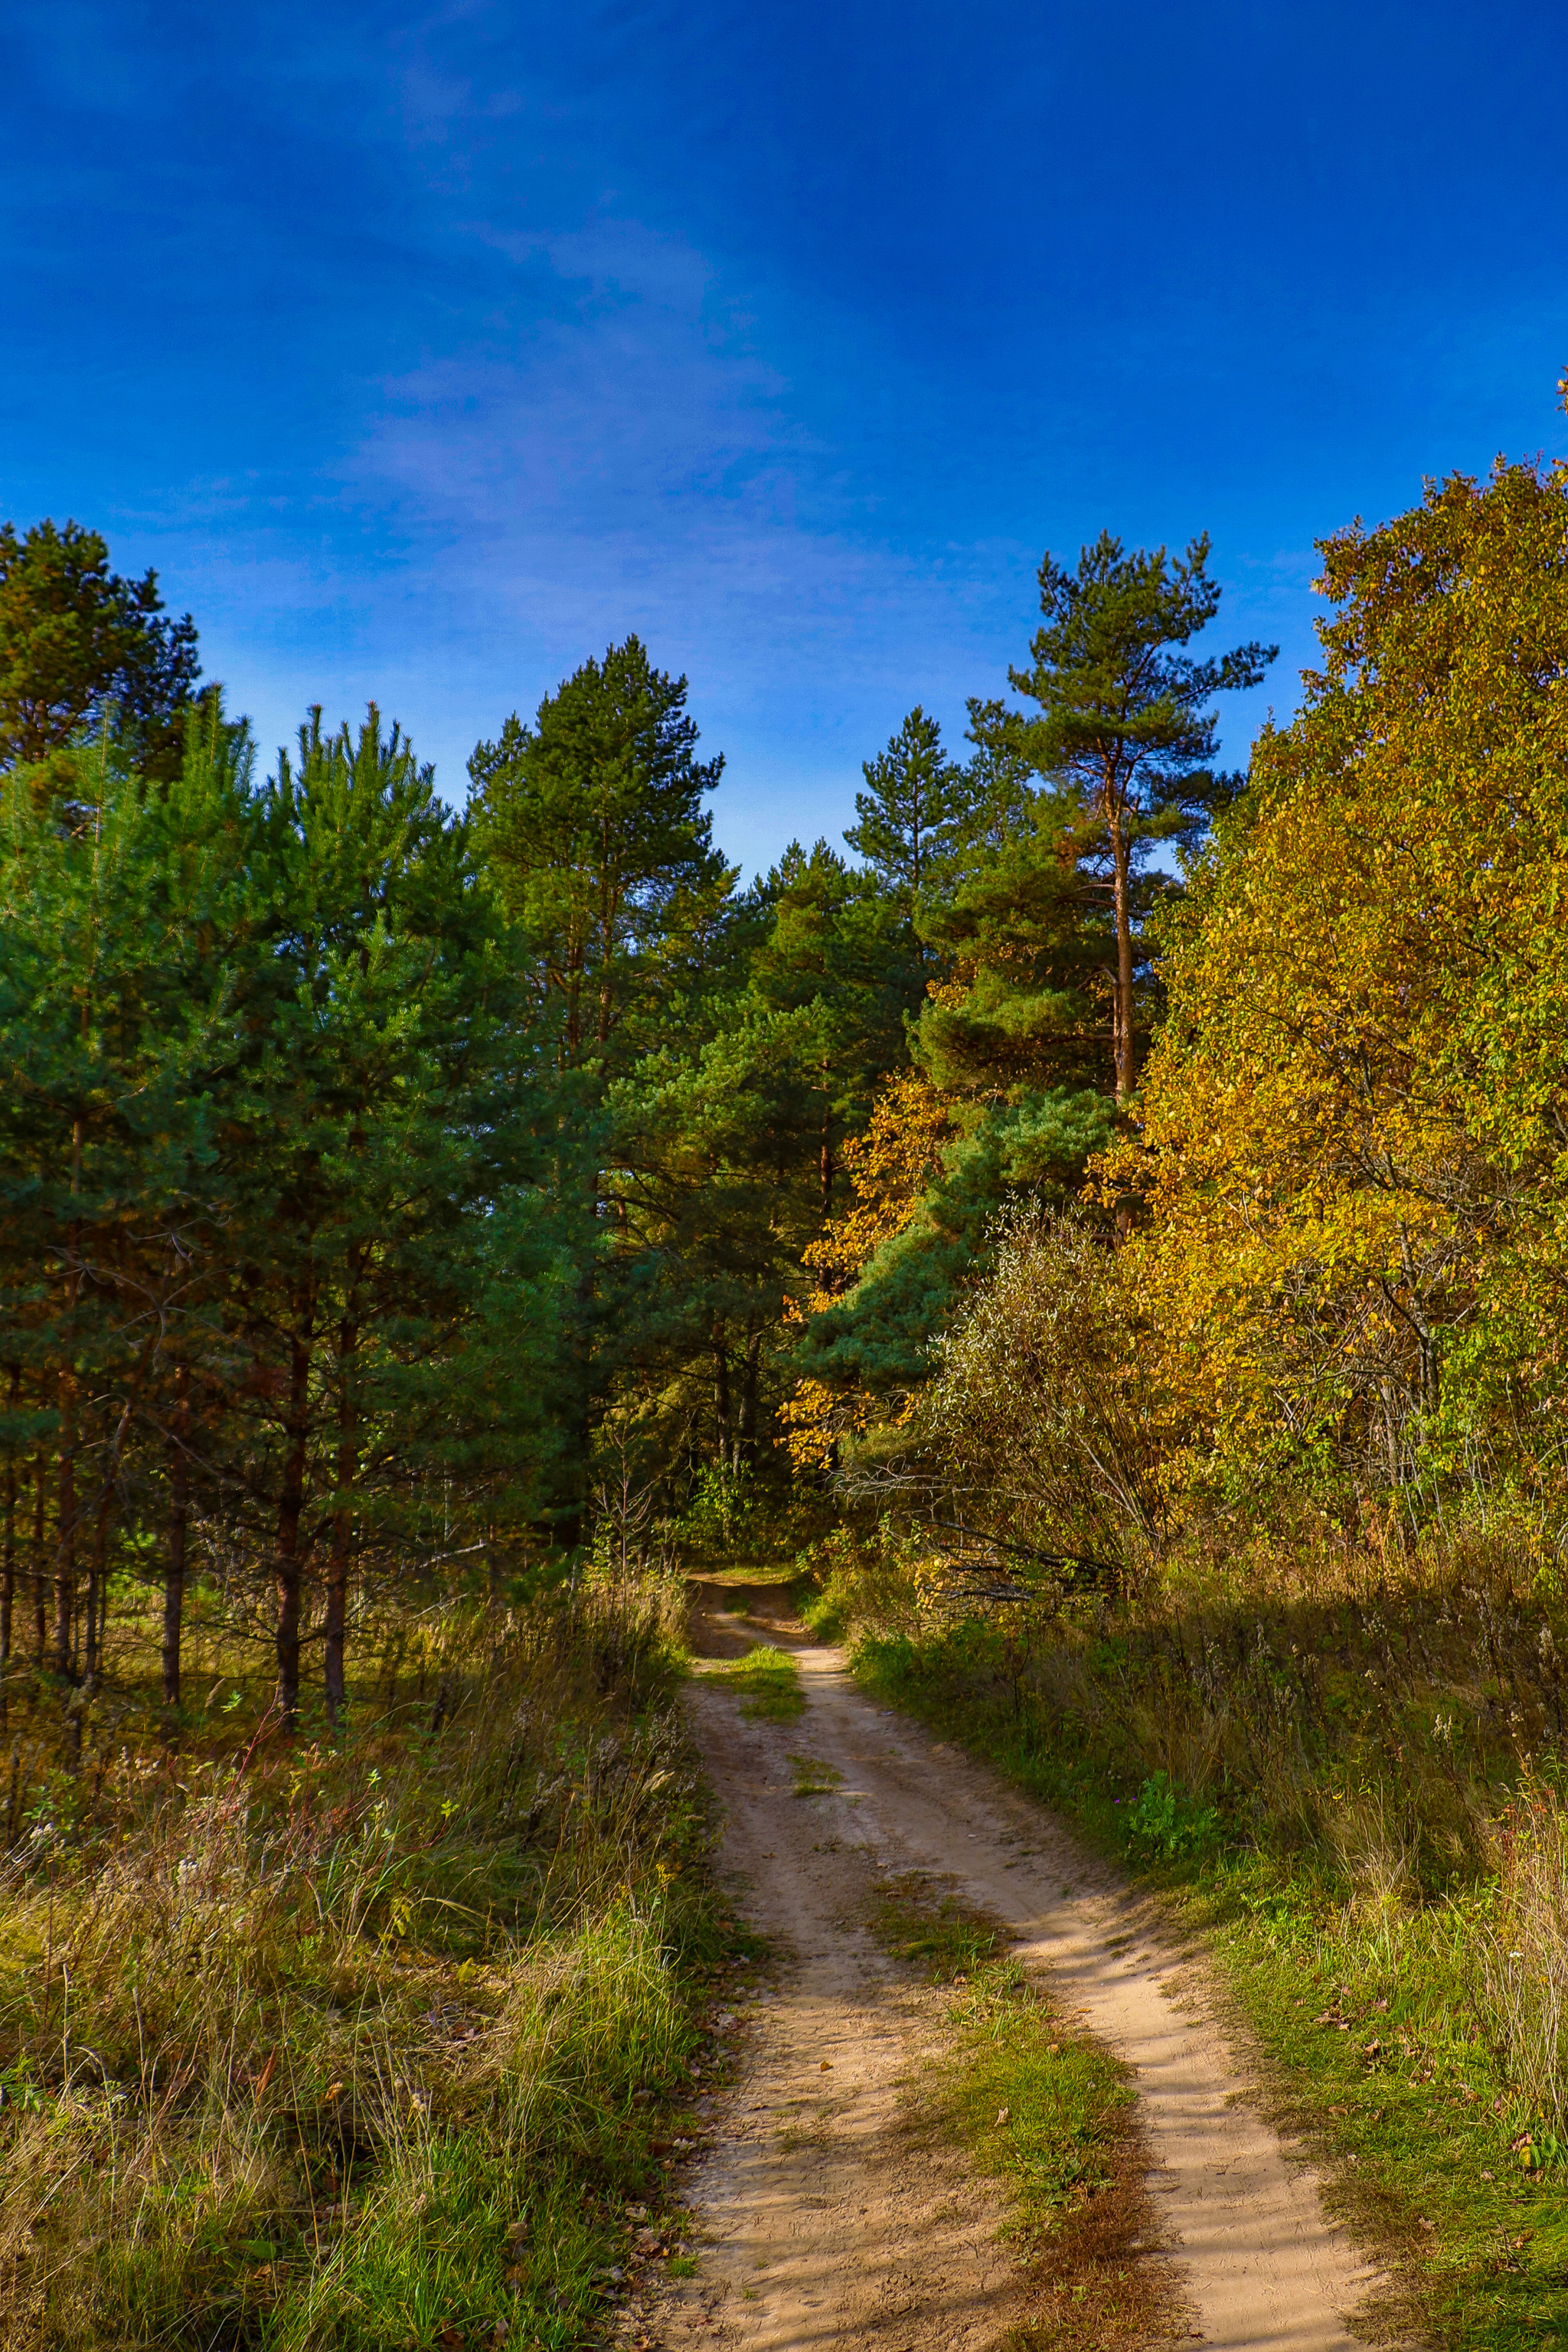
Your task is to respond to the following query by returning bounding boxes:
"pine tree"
[976,533,1274,1099]
[229,707,564,1719]
[0,518,200,784]
[0,706,247,1694]
[844,707,977,936]
[468,638,732,1074]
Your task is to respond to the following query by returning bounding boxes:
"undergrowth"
[837,1532,1568,2350]
[0,1566,727,2351]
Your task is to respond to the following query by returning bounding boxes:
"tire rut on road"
[635,1599,1396,2352]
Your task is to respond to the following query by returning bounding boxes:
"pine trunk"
[53,1378,75,1679]
[163,1364,189,1710]
[738,1319,762,1468]
[83,1487,110,1684]
[274,1322,312,1726]
[31,1453,46,1661]
[324,1326,354,1727]
[1107,799,1135,1104]
[713,1320,732,1468]
[1,1370,15,1671]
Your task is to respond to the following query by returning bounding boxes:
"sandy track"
[639,1598,1393,2352]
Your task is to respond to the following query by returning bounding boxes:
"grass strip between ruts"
[866,1876,1190,2350]
[709,1644,805,1721]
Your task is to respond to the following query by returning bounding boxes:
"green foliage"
[468,635,731,1075]
[678,1461,765,1553]
[1124,1771,1221,1862]
[844,705,978,924]
[972,529,1272,1099]
[0,516,200,782]
[913,793,1106,1100]
[790,1515,936,1641]
[995,530,1269,846]
[0,692,585,1718]
[794,1096,1116,1396]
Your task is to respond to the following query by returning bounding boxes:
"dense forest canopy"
[4,425,1568,1718]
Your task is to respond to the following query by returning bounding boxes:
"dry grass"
[0,1564,713,2350]
[1479,1782,1568,2137]
[843,1521,1568,2346]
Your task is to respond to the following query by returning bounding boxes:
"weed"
[787,1753,843,1798]
[1123,1770,1221,1863]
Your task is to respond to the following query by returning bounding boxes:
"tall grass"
[1481,1784,1568,2135]
[818,1518,1568,2126]
[0,1565,714,2350]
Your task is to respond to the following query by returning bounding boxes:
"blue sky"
[2,2,1563,872]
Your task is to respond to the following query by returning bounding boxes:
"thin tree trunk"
[324,1321,354,1728]
[738,1318,762,1469]
[83,1484,110,1684]
[274,1315,312,1727]
[31,1452,46,1661]
[163,1362,189,1710]
[1,1368,15,1671]
[713,1319,732,1469]
[1106,799,1135,1104]
[54,1377,76,1680]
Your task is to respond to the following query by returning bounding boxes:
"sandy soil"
[632,1592,1396,2352]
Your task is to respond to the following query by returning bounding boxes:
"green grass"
[867,1880,1132,2230]
[691,1565,799,1589]
[711,1644,805,1721]
[852,1619,1568,2350]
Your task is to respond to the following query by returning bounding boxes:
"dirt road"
[635,1590,1394,2352]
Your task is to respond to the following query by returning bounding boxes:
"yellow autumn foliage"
[781,1072,952,1468]
[1102,452,1568,1504]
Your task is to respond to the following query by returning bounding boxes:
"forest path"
[632,1588,1393,2352]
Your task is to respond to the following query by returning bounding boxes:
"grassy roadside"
[849,1617,1568,2350]
[866,1876,1187,2351]
[0,1570,732,2352]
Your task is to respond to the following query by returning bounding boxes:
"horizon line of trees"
[0,513,1267,1718]
[16,410,1567,1725]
